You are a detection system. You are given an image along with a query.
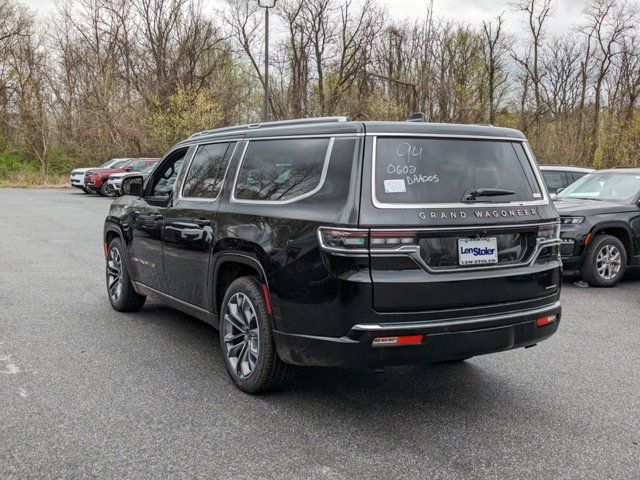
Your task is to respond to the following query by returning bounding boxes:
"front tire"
[220,277,294,394]
[81,187,91,194]
[581,234,627,287]
[106,238,146,311]
[100,182,116,197]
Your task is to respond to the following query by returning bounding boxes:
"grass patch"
[0,171,69,188]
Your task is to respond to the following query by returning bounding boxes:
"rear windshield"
[374,137,542,205]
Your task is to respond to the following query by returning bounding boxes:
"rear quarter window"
[374,137,542,205]
[234,138,332,202]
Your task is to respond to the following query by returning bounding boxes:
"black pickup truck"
[103,117,562,393]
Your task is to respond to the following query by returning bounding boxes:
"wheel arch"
[212,253,270,316]
[104,222,124,251]
[589,223,634,264]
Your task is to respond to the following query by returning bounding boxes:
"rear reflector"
[536,314,557,327]
[372,334,424,347]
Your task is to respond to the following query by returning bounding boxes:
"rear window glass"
[235,138,330,202]
[374,138,542,205]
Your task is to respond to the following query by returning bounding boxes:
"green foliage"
[150,85,224,149]
[0,138,36,178]
[46,147,77,175]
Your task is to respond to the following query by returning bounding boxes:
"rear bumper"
[275,301,561,367]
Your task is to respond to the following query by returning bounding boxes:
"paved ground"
[0,188,638,479]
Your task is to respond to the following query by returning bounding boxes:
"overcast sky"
[25,0,587,34]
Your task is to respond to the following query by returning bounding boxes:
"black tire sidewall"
[106,238,138,310]
[582,235,627,287]
[219,277,276,393]
[101,183,115,197]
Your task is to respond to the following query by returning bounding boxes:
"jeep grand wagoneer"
[104,116,562,393]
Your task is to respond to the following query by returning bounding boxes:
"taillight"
[318,227,420,254]
[537,223,560,243]
[318,228,368,252]
[370,231,417,248]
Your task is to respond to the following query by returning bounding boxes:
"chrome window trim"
[371,135,549,209]
[231,136,336,205]
[365,132,527,141]
[178,140,240,202]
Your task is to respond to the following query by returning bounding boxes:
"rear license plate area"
[458,237,498,266]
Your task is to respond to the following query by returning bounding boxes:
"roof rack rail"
[189,116,350,139]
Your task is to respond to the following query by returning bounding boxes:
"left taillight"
[318,227,420,254]
[318,228,369,253]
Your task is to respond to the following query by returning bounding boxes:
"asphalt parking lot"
[0,188,639,479]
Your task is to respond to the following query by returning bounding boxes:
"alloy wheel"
[223,293,260,379]
[596,244,622,281]
[107,247,123,302]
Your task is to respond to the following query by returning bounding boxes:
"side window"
[130,160,147,170]
[235,138,331,202]
[150,149,189,198]
[181,142,232,199]
[542,171,566,193]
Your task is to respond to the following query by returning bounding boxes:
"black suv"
[104,117,562,393]
[554,168,640,287]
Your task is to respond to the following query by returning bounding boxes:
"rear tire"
[219,277,294,394]
[106,238,146,311]
[581,234,627,287]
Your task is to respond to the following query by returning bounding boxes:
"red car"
[85,158,159,196]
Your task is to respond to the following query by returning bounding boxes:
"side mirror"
[125,166,134,172]
[556,187,565,194]
[121,175,144,196]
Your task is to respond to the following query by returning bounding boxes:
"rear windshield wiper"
[462,188,516,202]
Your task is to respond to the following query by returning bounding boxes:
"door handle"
[194,218,211,227]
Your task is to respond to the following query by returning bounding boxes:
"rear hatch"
[359,132,560,313]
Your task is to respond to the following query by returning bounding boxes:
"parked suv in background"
[70,158,131,193]
[105,161,159,196]
[540,165,594,197]
[103,117,562,393]
[554,168,640,287]
[86,158,158,196]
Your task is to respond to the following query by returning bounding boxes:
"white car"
[105,162,158,196]
[69,158,132,193]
